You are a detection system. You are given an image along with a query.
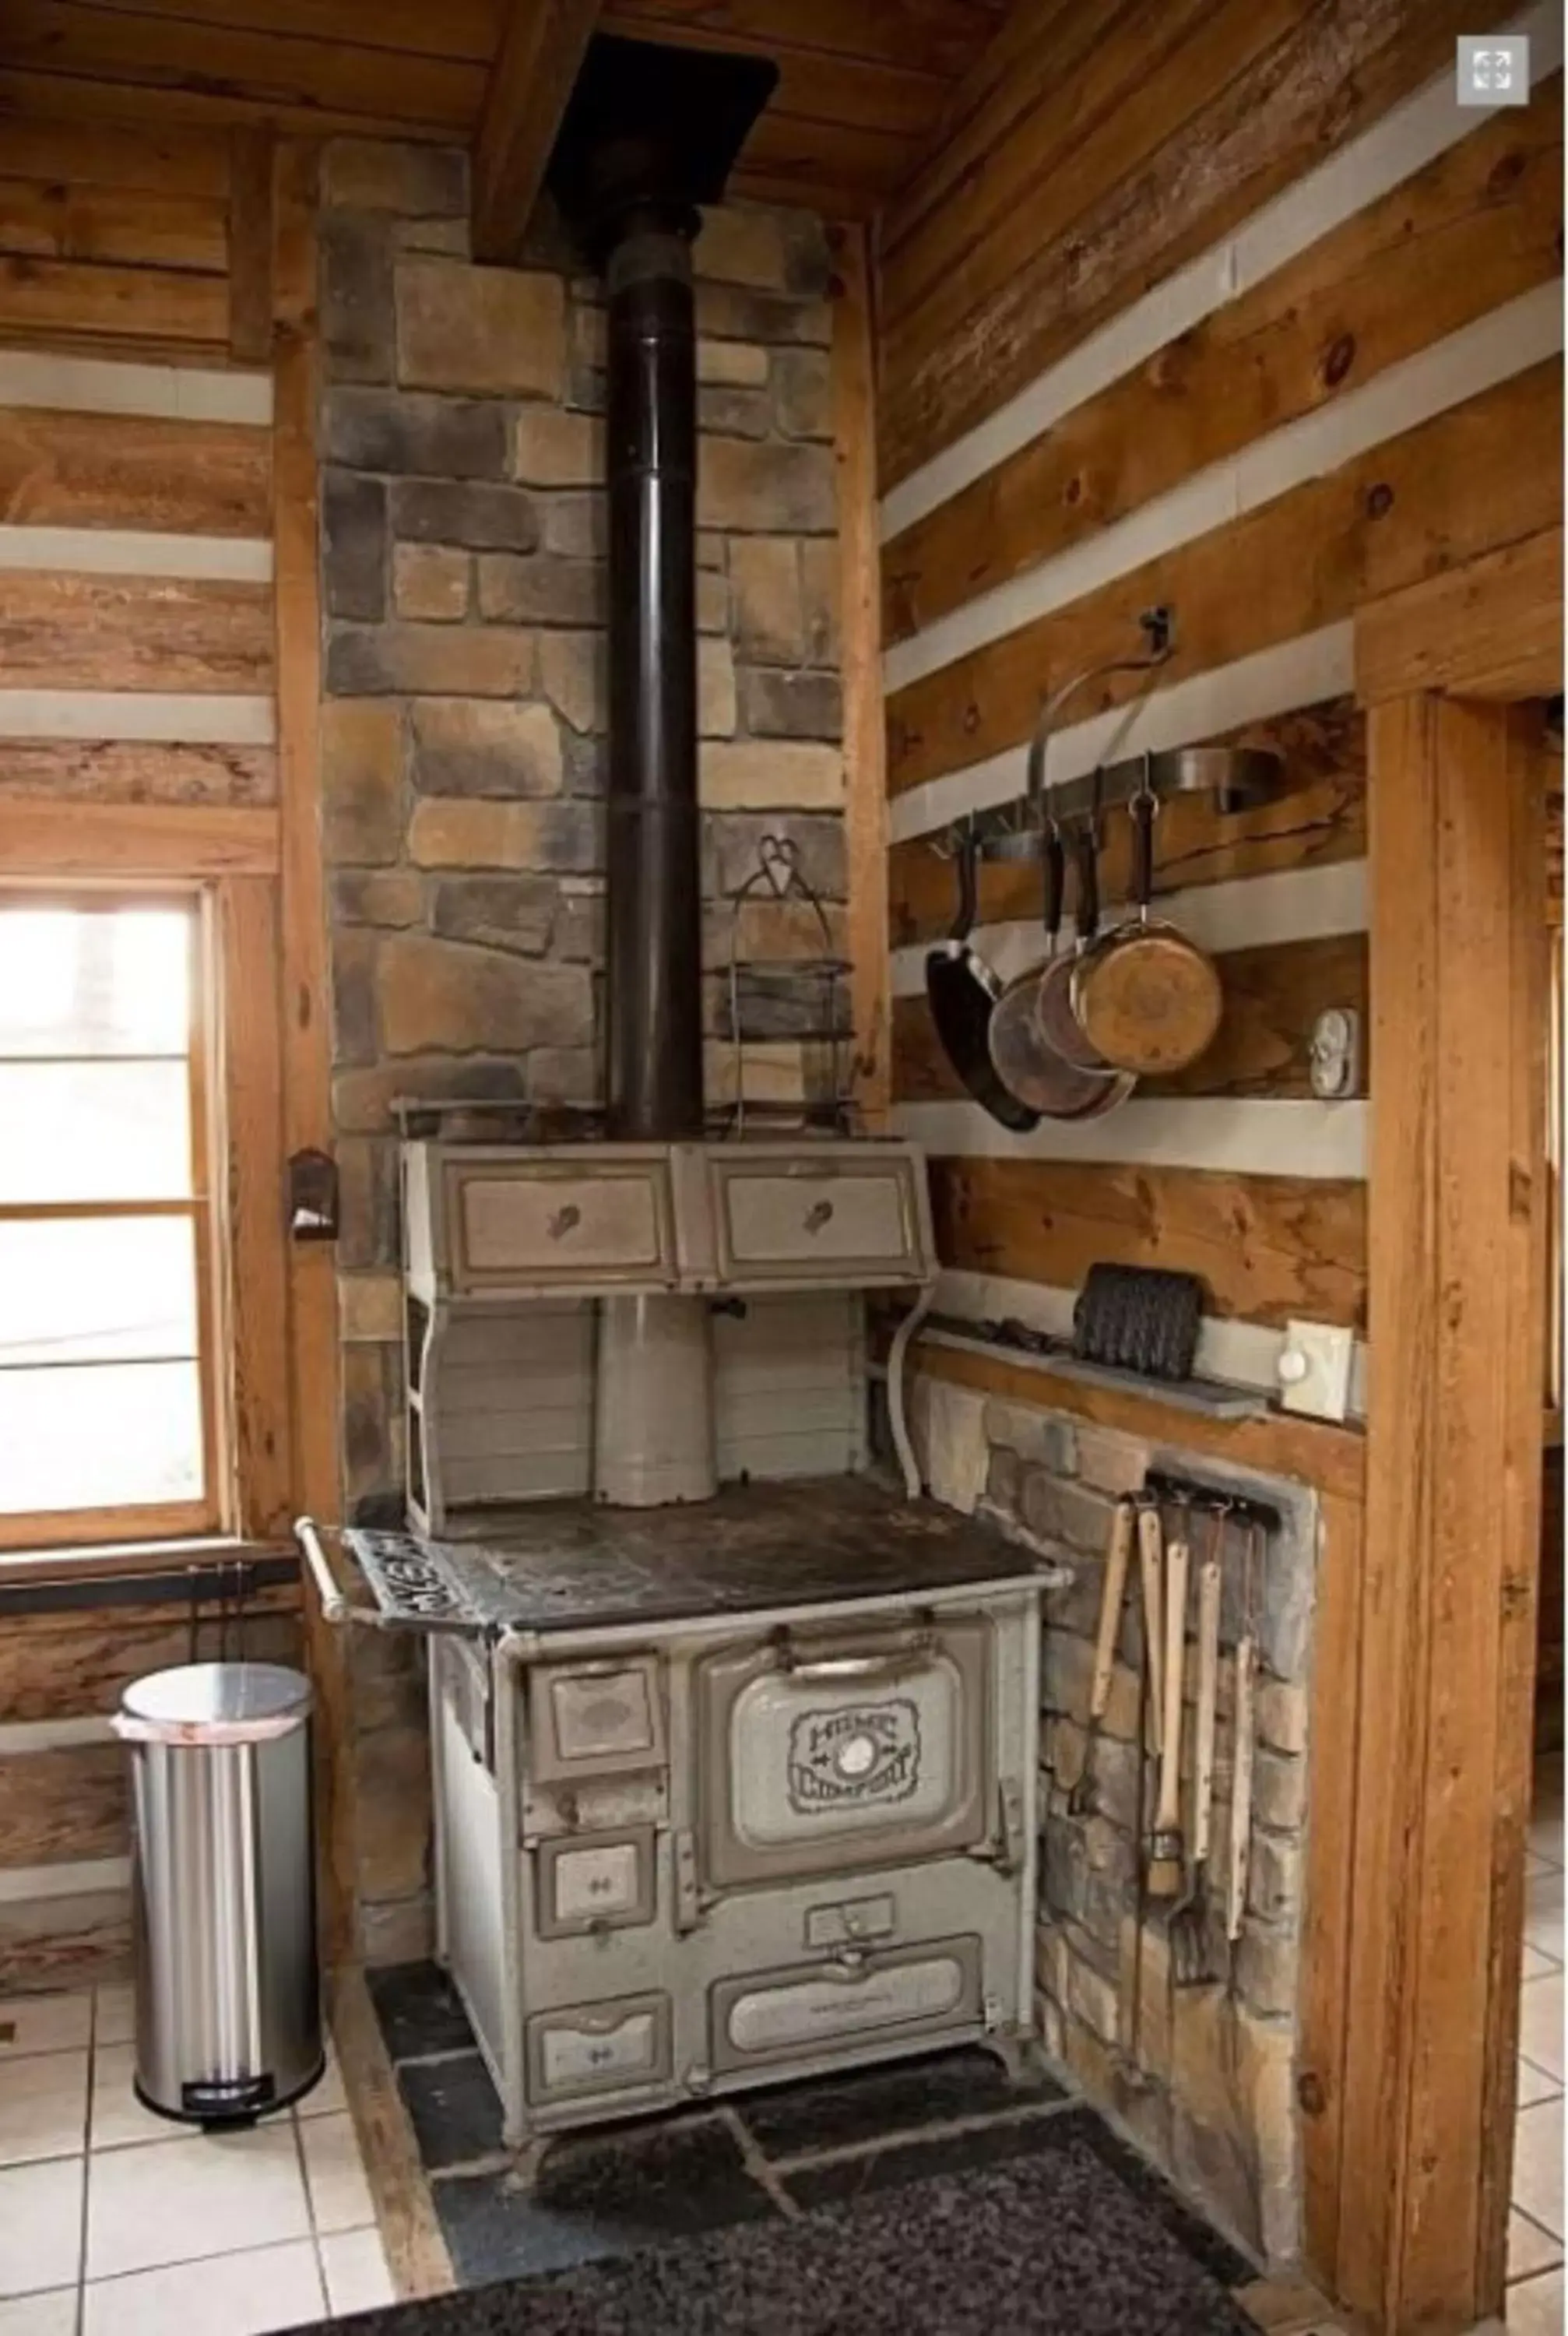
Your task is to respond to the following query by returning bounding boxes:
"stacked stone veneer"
[315,139,849,1958]
[906,1368,1316,2268]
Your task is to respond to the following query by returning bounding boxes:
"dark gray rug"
[328,2134,1255,2334]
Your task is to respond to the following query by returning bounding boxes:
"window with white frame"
[0,892,220,1546]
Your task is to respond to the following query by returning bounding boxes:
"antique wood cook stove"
[297,32,1060,2158]
[298,1127,1057,2153]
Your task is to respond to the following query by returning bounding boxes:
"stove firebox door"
[694,1620,992,1889]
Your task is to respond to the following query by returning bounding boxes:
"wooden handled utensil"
[1227,1521,1263,1943]
[1147,1529,1189,1898]
[1192,1539,1222,1873]
[1137,1502,1165,1757]
[1171,1522,1224,1982]
[1071,1496,1137,1816]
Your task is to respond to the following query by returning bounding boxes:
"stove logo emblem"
[787,1701,922,1814]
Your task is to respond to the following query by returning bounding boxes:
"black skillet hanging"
[924,822,1041,1132]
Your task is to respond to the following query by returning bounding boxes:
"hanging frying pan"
[1071,782,1222,1076]
[987,820,1130,1117]
[1033,821,1136,1113]
[925,824,1041,1131]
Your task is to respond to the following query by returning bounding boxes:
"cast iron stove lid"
[342,1476,1060,1636]
[339,1534,494,1631]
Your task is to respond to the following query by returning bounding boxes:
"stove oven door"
[694,1617,992,1890]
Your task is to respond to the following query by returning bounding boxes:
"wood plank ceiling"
[0,0,1014,218]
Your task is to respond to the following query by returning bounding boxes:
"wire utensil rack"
[721,832,852,1138]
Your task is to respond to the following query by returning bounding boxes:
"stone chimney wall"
[315,139,849,1956]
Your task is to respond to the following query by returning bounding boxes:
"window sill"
[0,1535,298,1611]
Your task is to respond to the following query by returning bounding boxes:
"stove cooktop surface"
[340,1476,1060,1634]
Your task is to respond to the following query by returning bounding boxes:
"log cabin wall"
[0,113,303,1986]
[871,0,1563,2279]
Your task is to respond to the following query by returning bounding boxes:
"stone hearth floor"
[0,1984,396,2333]
[367,1960,1282,2319]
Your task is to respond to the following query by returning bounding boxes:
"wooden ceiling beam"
[473,0,602,266]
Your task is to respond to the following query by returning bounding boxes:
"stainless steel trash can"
[114,1663,322,2126]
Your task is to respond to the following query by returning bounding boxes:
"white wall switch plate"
[1276,1318,1355,1422]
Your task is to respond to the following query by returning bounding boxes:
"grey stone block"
[431,875,559,957]
[322,209,394,384]
[1236,1920,1298,2018]
[336,1136,401,1272]
[327,623,534,699]
[1251,1748,1306,1832]
[561,733,606,797]
[330,871,426,930]
[772,346,833,440]
[714,968,849,1042]
[1042,1816,1136,1958]
[389,477,540,551]
[528,1046,599,1105]
[322,468,387,622]
[780,213,834,299]
[1170,2104,1260,2262]
[343,1339,399,1507]
[1023,1469,1119,1556]
[740,666,843,741]
[698,384,772,439]
[324,139,467,219]
[696,283,832,347]
[332,927,379,1067]
[541,493,607,559]
[553,886,604,964]
[986,1446,1021,1517]
[1049,1550,1109,1640]
[326,388,508,480]
[1246,1829,1303,1926]
[983,1402,1077,1472]
[704,811,846,902]
[1074,1427,1149,1497]
[1085,1733,1142,1835]
[410,698,562,800]
[476,552,604,626]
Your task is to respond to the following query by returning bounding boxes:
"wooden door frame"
[1325,527,1560,2332]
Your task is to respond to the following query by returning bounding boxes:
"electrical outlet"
[1276,1318,1355,1422]
[1309,1007,1361,1099]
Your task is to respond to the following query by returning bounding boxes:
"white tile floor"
[0,1984,395,2335]
[1507,1754,1566,2336]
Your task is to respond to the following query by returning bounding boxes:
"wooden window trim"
[0,872,292,1557]
[0,887,220,1552]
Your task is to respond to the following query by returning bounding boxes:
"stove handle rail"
[294,1515,381,1628]
[766,1624,935,1679]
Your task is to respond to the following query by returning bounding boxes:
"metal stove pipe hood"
[550,36,779,1142]
[548,37,778,1505]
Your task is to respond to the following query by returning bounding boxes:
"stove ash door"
[694,1620,993,1888]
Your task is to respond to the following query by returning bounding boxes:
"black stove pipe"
[603,205,704,1142]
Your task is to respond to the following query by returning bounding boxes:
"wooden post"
[829,220,890,1131]
[1335,692,1548,2331]
[272,139,358,1966]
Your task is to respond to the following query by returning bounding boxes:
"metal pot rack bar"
[1141,1467,1282,1535]
[936,744,1291,864]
